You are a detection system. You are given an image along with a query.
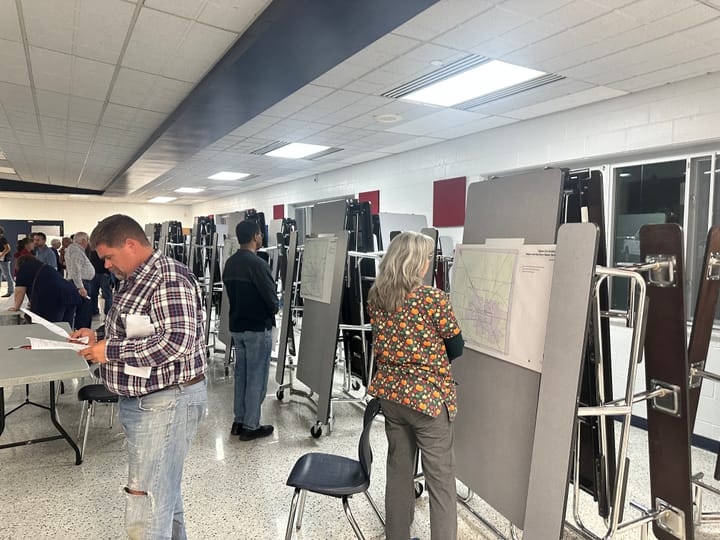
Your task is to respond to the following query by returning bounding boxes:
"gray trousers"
[381,398,457,540]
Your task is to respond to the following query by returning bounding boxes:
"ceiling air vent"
[457,73,565,110]
[382,55,490,99]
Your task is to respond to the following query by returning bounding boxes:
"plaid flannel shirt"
[99,251,206,397]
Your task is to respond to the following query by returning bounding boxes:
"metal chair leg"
[295,489,307,530]
[364,490,385,526]
[80,401,93,461]
[342,496,365,540]
[77,401,88,439]
[284,488,300,540]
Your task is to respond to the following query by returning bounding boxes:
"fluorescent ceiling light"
[175,187,205,194]
[265,142,330,159]
[208,171,250,181]
[619,172,633,177]
[69,194,89,198]
[401,60,546,107]
[149,196,176,203]
[0,166,17,175]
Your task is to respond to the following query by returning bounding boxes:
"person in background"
[367,231,463,540]
[59,236,71,274]
[50,238,62,274]
[71,214,207,540]
[13,237,32,277]
[89,248,113,316]
[8,254,78,324]
[0,226,14,297]
[223,220,278,441]
[32,232,57,271]
[64,232,96,330]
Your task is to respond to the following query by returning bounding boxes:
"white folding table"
[0,323,90,464]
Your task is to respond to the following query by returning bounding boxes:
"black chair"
[76,383,118,461]
[284,398,385,540]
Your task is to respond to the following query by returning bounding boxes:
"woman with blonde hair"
[367,231,463,540]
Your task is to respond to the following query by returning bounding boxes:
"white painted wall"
[190,71,720,442]
[0,198,190,237]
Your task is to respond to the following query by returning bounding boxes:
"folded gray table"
[0,323,90,465]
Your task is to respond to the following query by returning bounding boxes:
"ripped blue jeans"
[118,379,207,540]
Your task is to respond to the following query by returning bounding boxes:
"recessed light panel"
[0,166,17,175]
[208,171,250,181]
[264,142,330,159]
[175,187,205,194]
[149,196,176,203]
[401,60,546,107]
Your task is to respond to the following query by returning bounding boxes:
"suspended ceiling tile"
[501,0,574,18]
[500,18,566,48]
[570,9,641,39]
[36,90,72,120]
[143,77,194,113]
[343,33,420,70]
[0,0,21,42]
[681,17,720,46]
[386,108,483,136]
[392,0,494,41]
[68,95,105,125]
[0,81,34,112]
[22,0,75,53]
[0,39,30,86]
[71,56,116,100]
[342,78,389,95]
[501,29,583,66]
[311,62,370,89]
[610,54,720,92]
[504,86,627,120]
[432,115,518,139]
[75,0,135,64]
[619,0,697,24]
[121,7,191,75]
[470,36,525,60]
[198,0,272,33]
[145,0,204,19]
[30,47,72,94]
[162,23,237,83]
[338,150,392,165]
[434,7,531,49]
[7,110,39,132]
[540,0,608,28]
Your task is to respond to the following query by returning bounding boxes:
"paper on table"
[27,337,88,351]
[20,308,88,344]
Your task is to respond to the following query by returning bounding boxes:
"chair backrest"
[358,398,382,479]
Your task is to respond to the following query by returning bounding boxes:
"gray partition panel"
[296,231,349,423]
[454,170,564,526]
[312,200,347,234]
[275,231,298,385]
[524,223,598,539]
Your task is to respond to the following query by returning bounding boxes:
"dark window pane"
[612,159,685,310]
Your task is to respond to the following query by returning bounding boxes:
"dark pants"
[90,273,113,315]
[74,279,94,330]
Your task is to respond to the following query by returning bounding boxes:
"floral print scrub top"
[368,285,461,420]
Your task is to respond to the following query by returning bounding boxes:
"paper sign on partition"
[450,240,555,373]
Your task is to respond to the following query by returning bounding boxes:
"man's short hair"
[236,220,260,244]
[90,214,151,249]
[74,232,89,244]
[33,232,46,241]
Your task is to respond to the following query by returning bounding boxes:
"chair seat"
[286,452,369,497]
[77,384,118,403]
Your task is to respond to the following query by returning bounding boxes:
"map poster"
[301,235,337,304]
[450,241,555,373]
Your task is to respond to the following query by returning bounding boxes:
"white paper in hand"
[21,308,88,343]
[124,314,154,379]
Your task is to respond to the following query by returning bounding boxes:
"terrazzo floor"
[1,284,720,539]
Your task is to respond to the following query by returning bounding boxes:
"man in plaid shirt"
[73,214,207,539]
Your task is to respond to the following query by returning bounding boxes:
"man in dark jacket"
[223,220,278,441]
